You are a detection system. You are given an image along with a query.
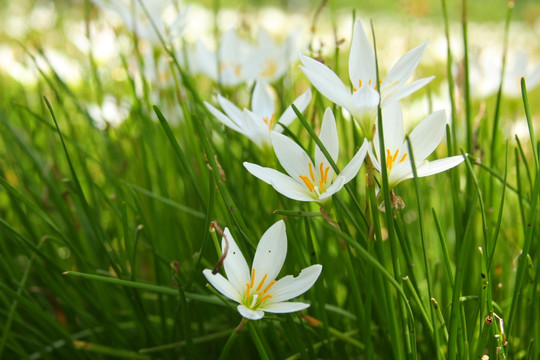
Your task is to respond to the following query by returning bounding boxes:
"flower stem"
[217,318,248,360]
[248,321,271,360]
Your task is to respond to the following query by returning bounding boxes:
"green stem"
[218,319,247,360]
[248,321,271,360]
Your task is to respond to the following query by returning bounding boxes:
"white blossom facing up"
[369,103,465,189]
[203,220,322,320]
[244,108,369,203]
[300,18,433,139]
[205,80,311,149]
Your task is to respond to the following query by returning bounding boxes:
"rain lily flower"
[369,103,464,189]
[252,28,297,82]
[91,0,188,45]
[190,29,259,86]
[204,80,312,149]
[191,27,297,86]
[300,18,433,139]
[203,220,322,320]
[244,108,369,203]
[458,47,540,99]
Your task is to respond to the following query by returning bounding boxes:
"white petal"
[241,110,270,147]
[367,145,382,173]
[252,221,287,287]
[204,101,244,134]
[320,176,346,200]
[203,269,242,303]
[381,103,405,153]
[336,138,369,183]
[270,264,322,303]
[192,40,217,79]
[388,161,414,187]
[408,110,447,161]
[382,41,428,93]
[382,76,434,105]
[221,228,251,294]
[277,88,312,129]
[237,304,265,320]
[217,94,243,124]
[263,301,310,314]
[351,85,380,110]
[299,55,355,110]
[415,155,465,178]
[243,162,316,202]
[271,132,314,184]
[314,108,339,172]
[252,79,275,120]
[349,19,376,87]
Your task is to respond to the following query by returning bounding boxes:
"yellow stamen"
[246,283,251,298]
[260,294,273,303]
[309,162,315,182]
[261,60,277,77]
[392,149,399,162]
[250,269,255,288]
[319,179,325,193]
[263,113,275,130]
[234,65,242,76]
[263,280,276,294]
[368,79,372,86]
[256,273,268,291]
[399,153,408,163]
[386,149,394,170]
[299,175,315,192]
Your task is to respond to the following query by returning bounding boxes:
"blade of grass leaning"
[506,79,540,338]
[370,20,413,359]
[62,271,223,305]
[405,135,441,358]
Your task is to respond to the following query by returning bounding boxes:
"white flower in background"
[87,95,131,130]
[91,0,188,45]
[503,51,540,98]
[190,27,297,86]
[458,48,540,99]
[300,18,433,139]
[203,220,322,320]
[204,80,312,148]
[252,28,297,82]
[244,108,369,203]
[369,103,464,189]
[190,29,259,87]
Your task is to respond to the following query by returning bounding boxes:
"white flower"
[244,108,369,202]
[299,18,433,139]
[91,0,188,45]
[204,80,312,149]
[190,29,259,87]
[203,220,322,320]
[369,103,464,189]
[252,28,297,82]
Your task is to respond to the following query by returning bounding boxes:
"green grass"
[1,0,539,359]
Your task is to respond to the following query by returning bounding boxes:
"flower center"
[353,78,382,92]
[261,60,277,78]
[263,113,275,130]
[386,148,408,171]
[245,269,276,310]
[299,162,330,195]
[219,62,242,77]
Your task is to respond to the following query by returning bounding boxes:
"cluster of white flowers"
[201,18,468,320]
[83,2,474,321]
